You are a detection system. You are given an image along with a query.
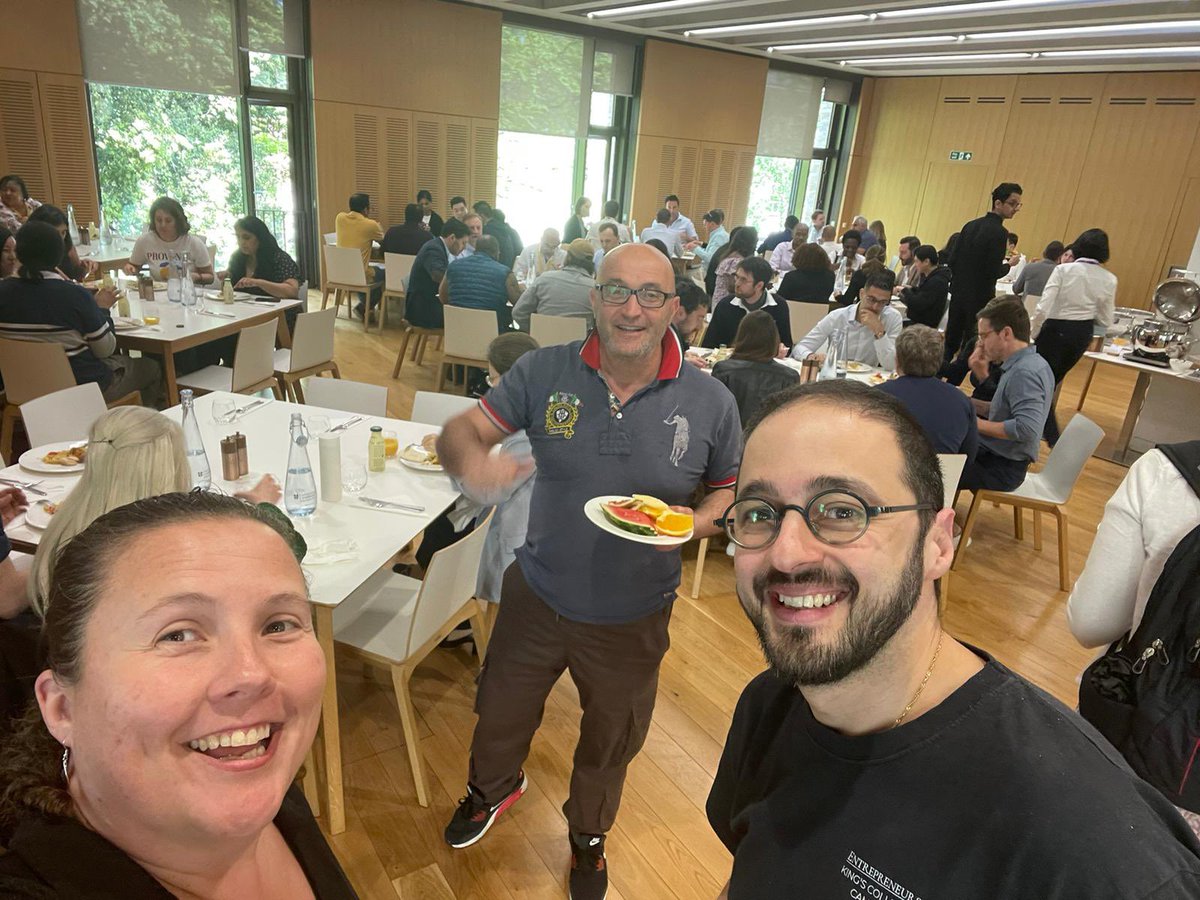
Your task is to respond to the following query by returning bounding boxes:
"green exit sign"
[949,150,974,161]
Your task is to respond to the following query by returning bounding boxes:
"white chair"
[410,391,477,428]
[378,253,417,334]
[323,232,336,246]
[20,383,107,448]
[785,300,829,345]
[436,306,498,394]
[936,453,967,612]
[176,320,284,399]
[953,415,1104,591]
[529,313,587,347]
[303,378,387,417]
[321,245,369,325]
[333,509,495,807]
[273,307,340,403]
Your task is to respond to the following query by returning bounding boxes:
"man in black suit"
[382,203,435,256]
[417,189,445,236]
[405,218,471,329]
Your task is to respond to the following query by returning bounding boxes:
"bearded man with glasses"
[706,380,1200,899]
[436,242,741,900]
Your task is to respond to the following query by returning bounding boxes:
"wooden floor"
[313,296,1138,899]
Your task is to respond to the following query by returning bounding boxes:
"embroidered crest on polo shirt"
[545,392,582,439]
[663,405,690,466]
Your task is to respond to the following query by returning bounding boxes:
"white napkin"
[303,538,359,565]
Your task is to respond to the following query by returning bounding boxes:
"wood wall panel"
[0,69,51,201]
[310,0,501,119]
[6,0,82,76]
[471,121,498,205]
[843,71,1200,309]
[843,77,939,238]
[37,73,99,225]
[630,136,758,236]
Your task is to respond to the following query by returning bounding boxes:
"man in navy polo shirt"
[437,242,740,900]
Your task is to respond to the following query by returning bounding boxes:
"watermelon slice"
[602,501,658,536]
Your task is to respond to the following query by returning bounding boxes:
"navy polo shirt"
[480,328,741,624]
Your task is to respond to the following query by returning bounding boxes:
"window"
[497,25,635,241]
[747,156,799,237]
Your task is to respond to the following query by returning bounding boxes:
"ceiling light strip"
[686,13,867,37]
[771,35,959,52]
[966,20,1200,41]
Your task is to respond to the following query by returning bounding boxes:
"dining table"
[77,237,136,272]
[114,288,302,405]
[0,390,463,836]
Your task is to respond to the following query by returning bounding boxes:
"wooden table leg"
[162,350,180,407]
[312,604,345,835]
[1114,371,1151,464]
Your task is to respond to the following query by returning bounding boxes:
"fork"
[0,478,47,496]
[359,497,425,513]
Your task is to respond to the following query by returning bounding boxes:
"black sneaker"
[439,620,473,648]
[444,771,527,849]
[569,832,607,900]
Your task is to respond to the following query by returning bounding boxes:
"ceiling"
[478,0,1200,78]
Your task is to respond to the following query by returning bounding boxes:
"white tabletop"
[78,238,135,264]
[3,392,461,609]
[1085,346,1200,383]
[115,291,302,344]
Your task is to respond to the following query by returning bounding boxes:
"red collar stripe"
[578,327,684,381]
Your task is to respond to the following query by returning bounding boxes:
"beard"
[737,540,925,686]
[593,311,661,361]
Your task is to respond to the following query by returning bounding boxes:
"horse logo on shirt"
[663,406,690,467]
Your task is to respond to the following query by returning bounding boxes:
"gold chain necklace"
[893,631,944,728]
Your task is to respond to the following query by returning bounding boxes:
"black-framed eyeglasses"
[595,283,671,309]
[714,490,937,549]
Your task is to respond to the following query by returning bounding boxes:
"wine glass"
[212,397,236,424]
[342,459,367,494]
[307,415,331,436]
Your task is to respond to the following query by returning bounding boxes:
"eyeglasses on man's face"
[715,489,937,549]
[595,283,672,309]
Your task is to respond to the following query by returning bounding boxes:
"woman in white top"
[1032,228,1117,445]
[123,196,215,284]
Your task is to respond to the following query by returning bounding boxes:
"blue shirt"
[877,375,978,463]
[981,345,1054,463]
[693,225,729,272]
[480,329,741,623]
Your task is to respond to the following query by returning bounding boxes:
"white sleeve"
[129,233,151,266]
[1031,266,1062,338]
[190,236,211,268]
[790,311,835,360]
[770,243,788,272]
[1095,271,1117,329]
[1067,453,1158,648]
[513,247,532,284]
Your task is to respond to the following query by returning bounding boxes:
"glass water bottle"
[285,413,318,517]
[179,389,211,489]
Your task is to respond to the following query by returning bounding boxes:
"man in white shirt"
[513,229,567,290]
[791,269,903,370]
[808,209,826,243]
[593,222,620,272]
[639,209,684,258]
[452,213,484,262]
[769,222,812,274]
[586,200,631,244]
[692,210,729,274]
[663,194,699,249]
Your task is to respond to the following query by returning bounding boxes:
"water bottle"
[818,329,843,381]
[167,253,182,303]
[98,209,109,248]
[66,204,80,247]
[179,389,211,489]
[285,413,318,517]
[180,253,196,308]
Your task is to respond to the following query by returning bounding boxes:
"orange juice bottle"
[368,425,386,472]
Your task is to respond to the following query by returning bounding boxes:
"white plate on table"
[203,290,255,302]
[20,442,87,474]
[25,502,55,530]
[583,495,693,547]
[845,361,873,373]
[112,316,145,331]
[399,445,444,472]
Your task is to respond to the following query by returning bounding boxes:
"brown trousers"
[468,564,672,835]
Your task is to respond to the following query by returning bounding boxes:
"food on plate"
[602,496,694,538]
[401,443,439,465]
[43,502,57,516]
[869,373,887,385]
[845,361,872,373]
[42,445,87,466]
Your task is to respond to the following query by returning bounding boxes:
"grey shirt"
[512,267,595,331]
[980,344,1054,463]
[480,329,741,623]
[1013,258,1056,299]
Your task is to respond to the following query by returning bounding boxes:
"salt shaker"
[234,432,248,477]
[220,436,240,481]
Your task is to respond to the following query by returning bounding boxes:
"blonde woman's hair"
[29,407,190,616]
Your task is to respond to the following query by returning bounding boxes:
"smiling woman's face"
[43,518,325,845]
[0,180,24,210]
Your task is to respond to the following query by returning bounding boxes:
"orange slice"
[654,509,693,537]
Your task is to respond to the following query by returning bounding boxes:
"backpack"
[1079,440,1200,811]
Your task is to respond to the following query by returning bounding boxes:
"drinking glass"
[383,429,399,459]
[212,398,237,424]
[307,415,331,436]
[342,459,368,494]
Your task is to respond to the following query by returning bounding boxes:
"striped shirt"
[0,274,116,389]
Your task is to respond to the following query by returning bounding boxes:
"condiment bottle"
[368,425,386,473]
[222,277,235,304]
[220,436,240,481]
[234,432,248,477]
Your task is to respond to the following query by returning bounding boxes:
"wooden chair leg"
[390,664,429,807]
[329,362,341,379]
[320,285,331,310]
[375,296,387,334]
[1056,509,1070,591]
[468,601,491,660]
[434,360,447,392]
[271,382,285,400]
[302,747,320,816]
[291,376,305,404]
[0,411,15,467]
[1032,510,1043,552]
[952,491,985,570]
[1076,359,1098,411]
[410,334,422,361]
[1013,506,1023,541]
[416,336,430,366]
[275,376,290,401]
[690,537,709,599]
[392,330,412,378]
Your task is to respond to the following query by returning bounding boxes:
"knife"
[198,309,237,319]
[359,496,425,513]
[328,415,363,433]
[0,478,47,497]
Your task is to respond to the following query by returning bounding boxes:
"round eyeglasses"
[595,283,671,309]
[714,490,937,549]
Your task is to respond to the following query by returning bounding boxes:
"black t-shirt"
[707,653,1200,899]
[0,785,356,898]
